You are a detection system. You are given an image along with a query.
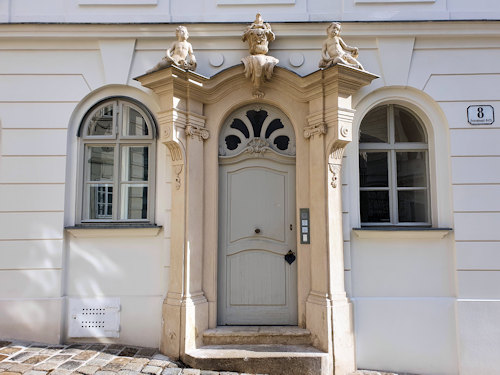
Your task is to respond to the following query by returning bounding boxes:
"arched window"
[78,98,156,223]
[359,104,429,225]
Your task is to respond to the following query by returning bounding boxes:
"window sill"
[65,224,162,238]
[352,227,452,239]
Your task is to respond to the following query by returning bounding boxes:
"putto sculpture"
[241,13,279,98]
[319,22,364,70]
[148,25,197,73]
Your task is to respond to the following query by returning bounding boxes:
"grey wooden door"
[218,156,297,325]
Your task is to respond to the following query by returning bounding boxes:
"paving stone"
[94,371,116,375]
[23,356,49,365]
[94,354,113,362]
[8,364,33,374]
[102,359,130,372]
[85,360,108,368]
[63,350,82,356]
[117,371,141,375]
[181,370,200,375]
[134,350,156,359]
[0,355,9,362]
[0,348,22,356]
[72,352,97,362]
[146,361,171,369]
[123,362,144,372]
[162,370,182,375]
[199,372,219,375]
[67,345,88,350]
[101,350,119,356]
[33,363,57,372]
[141,366,162,375]
[3,372,23,375]
[25,345,47,352]
[76,365,100,375]
[129,359,149,366]
[87,346,105,353]
[46,355,72,364]
[50,370,72,375]
[10,353,33,362]
[58,361,84,371]
[0,343,11,349]
[149,355,167,362]
[24,370,47,375]
[0,364,14,370]
[118,349,138,358]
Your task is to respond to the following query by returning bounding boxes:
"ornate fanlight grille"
[219,105,296,157]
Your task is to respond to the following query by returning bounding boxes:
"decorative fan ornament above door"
[219,105,296,158]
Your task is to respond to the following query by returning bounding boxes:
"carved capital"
[185,124,209,141]
[304,122,327,139]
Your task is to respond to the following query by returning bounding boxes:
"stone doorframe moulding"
[135,64,377,375]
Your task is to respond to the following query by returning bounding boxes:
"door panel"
[218,157,297,325]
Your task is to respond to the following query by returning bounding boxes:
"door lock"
[254,228,261,234]
[284,250,296,265]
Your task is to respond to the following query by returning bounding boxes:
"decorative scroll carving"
[241,14,279,98]
[174,164,183,190]
[148,25,197,73]
[319,22,364,70]
[246,138,270,156]
[185,124,209,141]
[328,163,341,189]
[165,142,183,162]
[304,123,327,139]
[328,145,346,189]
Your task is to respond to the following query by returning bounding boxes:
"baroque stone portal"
[148,25,197,72]
[319,22,364,70]
[241,14,279,98]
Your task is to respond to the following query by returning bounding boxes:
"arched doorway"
[217,104,297,325]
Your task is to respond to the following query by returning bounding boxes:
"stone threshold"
[202,326,312,346]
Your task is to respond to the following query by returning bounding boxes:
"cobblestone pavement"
[0,340,262,375]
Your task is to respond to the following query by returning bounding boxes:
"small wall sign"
[467,105,494,125]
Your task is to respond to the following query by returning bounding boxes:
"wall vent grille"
[68,298,120,338]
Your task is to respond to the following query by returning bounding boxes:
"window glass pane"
[87,104,114,136]
[397,152,427,187]
[359,152,388,187]
[88,184,113,219]
[360,191,390,223]
[87,146,114,181]
[398,190,428,222]
[359,106,388,143]
[121,146,149,182]
[120,184,148,220]
[123,106,149,136]
[394,107,426,142]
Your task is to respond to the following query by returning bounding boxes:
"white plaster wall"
[5,0,500,22]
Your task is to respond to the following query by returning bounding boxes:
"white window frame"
[359,104,431,226]
[77,98,156,224]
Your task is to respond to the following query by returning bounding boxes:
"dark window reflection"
[359,152,388,187]
[398,190,427,222]
[360,191,390,223]
[360,106,388,143]
[397,152,427,187]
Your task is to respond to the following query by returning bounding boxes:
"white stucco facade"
[1,1,500,374]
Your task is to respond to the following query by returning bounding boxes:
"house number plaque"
[467,105,494,125]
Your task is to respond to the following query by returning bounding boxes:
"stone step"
[202,326,312,346]
[184,344,329,375]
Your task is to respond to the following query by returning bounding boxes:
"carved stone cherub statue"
[241,14,279,98]
[319,22,364,70]
[148,25,197,72]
